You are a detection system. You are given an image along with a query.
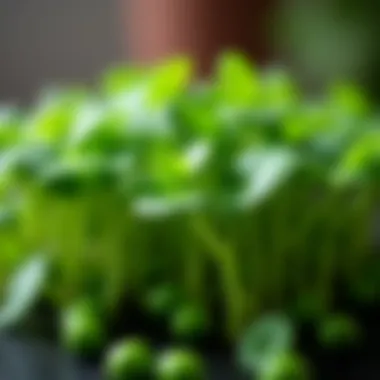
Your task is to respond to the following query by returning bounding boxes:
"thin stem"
[316,191,339,311]
[99,193,130,310]
[269,189,290,306]
[185,217,205,300]
[192,215,247,339]
[346,186,373,285]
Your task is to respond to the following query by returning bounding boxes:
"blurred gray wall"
[0,0,124,103]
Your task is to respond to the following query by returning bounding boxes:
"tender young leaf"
[0,255,48,330]
[25,88,87,144]
[237,147,299,207]
[237,313,295,374]
[147,57,193,108]
[216,51,259,106]
[283,103,331,143]
[0,106,22,148]
[184,141,211,174]
[331,129,380,186]
[260,68,299,110]
[2,145,55,182]
[101,66,143,95]
[172,83,219,137]
[38,160,88,197]
[69,101,128,154]
[328,82,370,118]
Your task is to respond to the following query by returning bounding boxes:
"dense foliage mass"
[0,53,378,355]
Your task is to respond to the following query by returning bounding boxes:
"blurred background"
[0,0,123,102]
[1,0,380,103]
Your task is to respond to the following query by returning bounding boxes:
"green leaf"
[61,299,106,354]
[237,147,299,207]
[283,103,330,143]
[147,57,193,108]
[0,106,22,148]
[261,351,309,380]
[329,83,370,118]
[261,68,299,110]
[0,255,49,330]
[216,51,259,106]
[3,145,55,182]
[69,101,128,154]
[237,313,295,374]
[26,88,86,144]
[184,141,211,174]
[331,129,380,186]
[101,66,143,95]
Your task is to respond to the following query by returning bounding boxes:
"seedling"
[0,52,377,348]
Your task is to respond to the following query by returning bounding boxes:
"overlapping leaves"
[0,53,377,218]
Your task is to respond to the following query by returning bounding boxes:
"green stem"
[291,187,323,302]
[349,186,373,284]
[240,210,260,319]
[316,191,339,311]
[60,198,88,301]
[192,215,247,339]
[185,218,205,300]
[99,193,131,310]
[269,190,290,306]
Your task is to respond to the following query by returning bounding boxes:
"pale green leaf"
[0,255,49,330]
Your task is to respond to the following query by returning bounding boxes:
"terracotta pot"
[124,0,273,76]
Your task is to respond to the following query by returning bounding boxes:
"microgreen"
[0,52,378,349]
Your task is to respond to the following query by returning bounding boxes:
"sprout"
[0,52,376,347]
